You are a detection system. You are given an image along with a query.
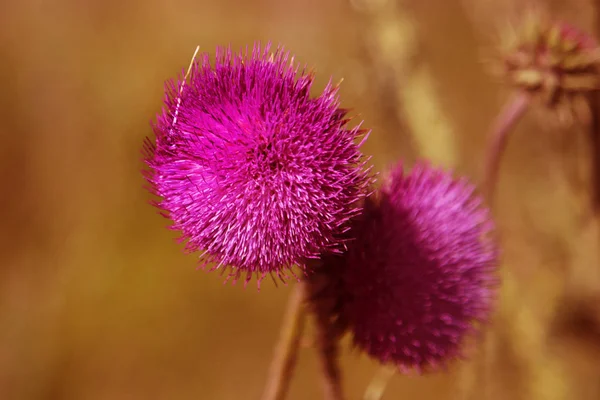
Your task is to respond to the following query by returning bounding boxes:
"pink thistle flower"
[143,44,372,285]
[340,162,498,372]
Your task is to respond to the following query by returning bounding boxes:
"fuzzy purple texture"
[342,162,498,371]
[143,44,372,284]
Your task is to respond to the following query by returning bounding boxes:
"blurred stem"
[313,300,345,400]
[479,90,530,400]
[363,366,396,400]
[261,282,307,400]
[484,91,531,203]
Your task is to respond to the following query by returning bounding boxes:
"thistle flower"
[143,44,372,285]
[497,9,600,124]
[340,162,498,372]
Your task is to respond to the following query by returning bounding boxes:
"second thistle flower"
[338,162,499,372]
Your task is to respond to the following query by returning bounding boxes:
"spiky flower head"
[143,44,372,285]
[497,9,600,124]
[340,162,498,372]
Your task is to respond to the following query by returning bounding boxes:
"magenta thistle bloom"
[341,162,498,372]
[143,44,372,284]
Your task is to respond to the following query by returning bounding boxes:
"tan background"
[1,0,599,399]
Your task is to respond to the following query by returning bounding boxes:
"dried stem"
[171,46,200,129]
[261,282,307,400]
[483,91,531,203]
[313,302,345,400]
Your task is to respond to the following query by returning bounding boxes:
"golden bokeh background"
[1,0,599,398]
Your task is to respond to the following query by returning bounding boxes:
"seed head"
[498,9,600,124]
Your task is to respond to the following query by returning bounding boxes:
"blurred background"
[1,0,599,398]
